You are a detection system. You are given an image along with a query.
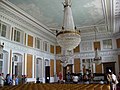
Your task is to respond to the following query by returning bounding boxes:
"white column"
[22,54,24,75]
[80,60,83,75]
[54,45,57,82]
[42,57,45,83]
[92,63,96,73]
[32,55,35,78]
[9,50,13,76]
[33,37,35,48]
[72,59,74,73]
[24,53,27,75]
[26,34,28,46]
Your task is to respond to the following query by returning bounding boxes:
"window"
[45,43,47,51]
[13,28,23,44]
[0,61,3,73]
[36,38,41,49]
[0,22,9,38]
[43,41,48,52]
[0,54,3,59]
[103,39,112,49]
[1,24,7,37]
[14,30,20,42]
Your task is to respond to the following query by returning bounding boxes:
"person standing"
[111,72,119,90]
[15,76,19,85]
[0,73,5,87]
[107,70,118,90]
[66,71,71,83]
[58,71,62,82]
[118,72,120,84]
[72,73,79,84]
[12,75,15,85]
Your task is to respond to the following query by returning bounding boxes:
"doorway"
[103,62,115,74]
[63,64,73,81]
[45,66,50,83]
[103,62,115,81]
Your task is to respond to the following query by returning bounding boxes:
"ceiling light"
[56,0,81,51]
[93,27,101,65]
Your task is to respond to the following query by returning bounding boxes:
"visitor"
[12,75,15,85]
[107,70,118,90]
[6,74,12,85]
[66,71,71,83]
[0,73,5,87]
[118,72,120,84]
[58,71,62,82]
[15,75,19,85]
[72,73,79,84]
[36,77,40,83]
[83,74,89,84]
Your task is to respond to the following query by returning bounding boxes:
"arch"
[36,57,43,79]
[0,50,9,75]
[45,59,49,66]
[12,52,23,77]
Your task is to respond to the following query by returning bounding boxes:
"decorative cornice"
[81,32,113,41]
[56,49,120,59]
[0,0,56,43]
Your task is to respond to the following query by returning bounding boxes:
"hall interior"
[0,0,120,85]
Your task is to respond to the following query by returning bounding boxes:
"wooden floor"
[0,83,110,90]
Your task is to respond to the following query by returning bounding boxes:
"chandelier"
[0,42,4,54]
[93,27,101,65]
[59,50,74,67]
[93,48,101,65]
[56,0,81,51]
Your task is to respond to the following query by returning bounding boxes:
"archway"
[12,53,23,77]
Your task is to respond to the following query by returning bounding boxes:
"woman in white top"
[72,74,79,84]
[111,72,119,90]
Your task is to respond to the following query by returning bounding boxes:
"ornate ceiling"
[8,0,115,34]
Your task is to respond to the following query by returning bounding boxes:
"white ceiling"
[8,0,112,34]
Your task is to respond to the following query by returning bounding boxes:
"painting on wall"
[103,39,112,49]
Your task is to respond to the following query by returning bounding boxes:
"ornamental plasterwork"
[102,57,117,63]
[0,5,56,43]
[56,49,119,60]
[114,0,120,17]
[81,32,113,41]
[2,38,55,59]
[81,41,92,51]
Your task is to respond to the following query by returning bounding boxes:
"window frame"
[13,27,23,44]
[0,21,10,39]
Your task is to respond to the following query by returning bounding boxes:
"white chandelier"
[93,48,101,65]
[59,50,74,67]
[93,27,101,65]
[56,0,81,51]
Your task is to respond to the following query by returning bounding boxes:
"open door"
[45,66,50,83]
[63,64,73,81]
[103,62,115,81]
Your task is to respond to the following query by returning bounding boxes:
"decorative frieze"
[114,0,120,17]
[2,38,55,59]
[56,49,119,60]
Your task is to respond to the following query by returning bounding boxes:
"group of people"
[107,70,120,90]
[0,73,19,87]
[58,71,82,84]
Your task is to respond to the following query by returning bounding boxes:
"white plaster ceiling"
[8,0,112,34]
